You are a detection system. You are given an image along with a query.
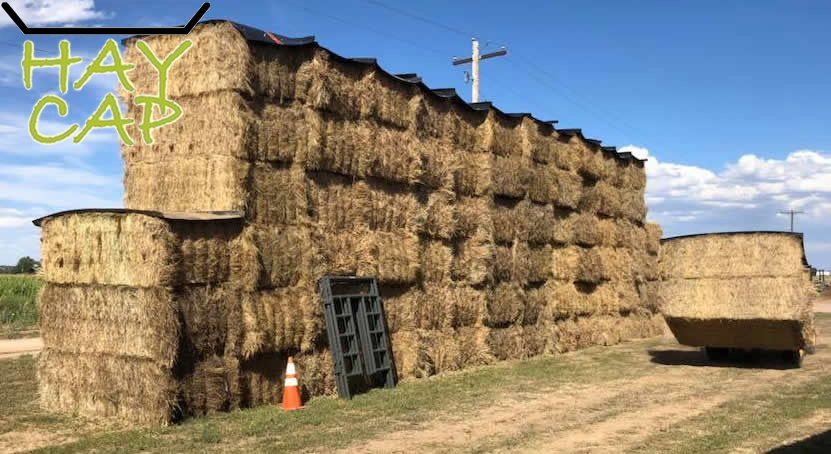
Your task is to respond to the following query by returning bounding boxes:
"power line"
[358,0,657,144]
[778,209,805,232]
[0,40,54,55]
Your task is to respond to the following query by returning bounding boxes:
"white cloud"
[0,0,111,28]
[0,163,121,208]
[625,145,831,267]
[0,111,118,156]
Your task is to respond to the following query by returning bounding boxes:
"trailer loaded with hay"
[35,20,664,424]
[656,232,816,366]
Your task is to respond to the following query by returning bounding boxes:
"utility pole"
[778,209,805,232]
[452,38,507,103]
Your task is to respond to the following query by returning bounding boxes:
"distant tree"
[14,256,38,274]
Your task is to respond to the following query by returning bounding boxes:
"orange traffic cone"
[281,356,304,410]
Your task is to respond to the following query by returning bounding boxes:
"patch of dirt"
[0,337,43,360]
[335,325,831,454]
[0,430,74,454]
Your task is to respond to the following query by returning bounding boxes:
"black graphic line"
[1,2,210,35]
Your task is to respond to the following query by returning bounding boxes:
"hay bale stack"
[37,20,659,425]
[659,232,816,350]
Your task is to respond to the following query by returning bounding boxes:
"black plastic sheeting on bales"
[123,19,646,167]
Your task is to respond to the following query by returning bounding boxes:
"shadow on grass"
[647,348,802,370]
[767,429,831,453]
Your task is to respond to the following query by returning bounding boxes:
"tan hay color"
[659,232,815,350]
[572,213,617,248]
[420,240,453,283]
[660,232,806,279]
[455,151,491,196]
[579,181,622,218]
[577,247,634,283]
[452,229,494,285]
[40,213,177,287]
[491,155,531,199]
[644,222,662,255]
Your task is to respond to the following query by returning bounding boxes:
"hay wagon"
[657,232,816,367]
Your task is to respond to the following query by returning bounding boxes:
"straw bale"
[551,136,583,171]
[178,286,237,358]
[380,284,420,333]
[486,283,526,327]
[620,190,647,223]
[452,229,494,285]
[390,330,431,379]
[573,213,617,248]
[660,233,807,279]
[231,225,315,290]
[577,247,633,283]
[296,350,337,397]
[486,326,526,360]
[659,277,814,320]
[424,190,456,240]
[40,212,177,287]
[494,242,526,283]
[174,220,241,285]
[420,139,461,190]
[39,349,177,425]
[580,181,622,218]
[306,174,423,234]
[178,355,234,416]
[526,203,556,245]
[239,282,320,358]
[236,352,285,407]
[527,165,582,208]
[522,324,555,357]
[479,113,520,156]
[491,155,531,199]
[492,198,530,244]
[311,229,420,284]
[354,69,417,129]
[122,23,314,101]
[614,219,647,250]
[637,281,662,313]
[535,280,586,320]
[550,208,578,245]
[616,162,647,190]
[456,151,491,196]
[633,251,659,283]
[407,284,487,330]
[39,284,178,365]
[579,144,606,181]
[663,315,814,351]
[550,245,581,281]
[456,196,492,238]
[553,169,583,210]
[307,120,422,184]
[294,50,363,120]
[124,155,248,213]
[521,118,553,163]
[247,164,308,226]
[421,241,453,283]
[644,222,662,255]
[444,105,485,151]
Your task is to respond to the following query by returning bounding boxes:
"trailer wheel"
[705,347,728,361]
[783,349,805,368]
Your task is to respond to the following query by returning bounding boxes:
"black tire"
[783,349,804,368]
[705,347,729,361]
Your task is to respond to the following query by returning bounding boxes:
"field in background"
[1,314,830,453]
[0,275,43,337]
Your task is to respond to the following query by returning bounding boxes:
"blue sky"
[0,0,829,268]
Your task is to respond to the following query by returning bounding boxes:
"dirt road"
[338,316,831,454]
[0,337,42,360]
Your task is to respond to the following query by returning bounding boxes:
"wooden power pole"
[779,209,805,232]
[452,38,507,102]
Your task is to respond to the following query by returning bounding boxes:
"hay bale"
[572,213,617,248]
[296,350,337,397]
[485,283,526,327]
[178,286,236,358]
[456,196,492,238]
[492,198,530,244]
[521,118,552,163]
[175,220,242,285]
[486,326,526,360]
[579,181,622,218]
[551,136,583,171]
[550,246,581,281]
[39,349,177,426]
[659,232,816,350]
[124,155,249,213]
[493,242,528,283]
[39,284,178,365]
[579,144,606,180]
[660,232,808,279]
[644,222,662,255]
[40,212,177,287]
[421,241,453,283]
[614,219,647,250]
[452,229,494,285]
[311,229,420,285]
[479,113,519,156]
[577,247,633,283]
[178,355,233,416]
[456,151,491,196]
[378,284,419,333]
[247,164,309,226]
[423,190,456,240]
[620,190,647,223]
[419,139,461,190]
[491,155,531,199]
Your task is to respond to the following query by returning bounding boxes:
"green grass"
[0,275,43,335]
